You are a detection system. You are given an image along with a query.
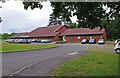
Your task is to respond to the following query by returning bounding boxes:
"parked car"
[114,39,120,45]
[114,42,120,54]
[81,39,88,44]
[41,39,52,43]
[98,39,105,44]
[8,39,15,43]
[31,39,38,43]
[5,39,10,42]
[89,39,96,44]
[17,39,31,44]
[37,40,41,43]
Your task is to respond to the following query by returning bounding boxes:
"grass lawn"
[88,44,114,53]
[52,44,119,76]
[0,42,56,53]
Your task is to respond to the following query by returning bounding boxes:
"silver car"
[98,39,105,44]
[114,42,120,54]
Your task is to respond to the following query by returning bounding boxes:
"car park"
[89,39,96,44]
[41,39,52,43]
[81,39,88,44]
[98,39,105,44]
[114,42,120,54]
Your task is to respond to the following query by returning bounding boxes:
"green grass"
[1,42,56,52]
[88,44,114,53]
[52,51,119,76]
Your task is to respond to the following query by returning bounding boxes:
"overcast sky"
[0,1,53,33]
[0,1,77,34]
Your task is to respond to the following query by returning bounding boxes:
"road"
[2,43,89,77]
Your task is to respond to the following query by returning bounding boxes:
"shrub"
[55,41,67,44]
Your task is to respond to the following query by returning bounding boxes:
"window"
[118,43,120,45]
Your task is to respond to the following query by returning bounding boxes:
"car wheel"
[115,49,120,54]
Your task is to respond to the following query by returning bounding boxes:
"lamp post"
[0,17,2,23]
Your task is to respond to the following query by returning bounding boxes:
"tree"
[1,33,11,40]
[101,12,120,40]
[68,23,78,28]
[1,33,17,40]
[23,1,120,29]
[107,13,120,39]
[48,14,62,26]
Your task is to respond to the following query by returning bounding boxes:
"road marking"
[7,54,66,78]
[7,61,39,78]
[67,51,79,55]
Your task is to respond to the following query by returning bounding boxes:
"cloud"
[1,1,53,33]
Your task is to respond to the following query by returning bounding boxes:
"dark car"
[89,39,96,44]
[37,40,41,43]
[81,39,88,44]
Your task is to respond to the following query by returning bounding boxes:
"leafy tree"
[68,23,78,28]
[1,33,17,40]
[23,1,119,29]
[1,33,11,40]
[23,2,43,10]
[48,14,62,26]
[108,13,120,39]
[101,12,120,40]
[11,32,17,36]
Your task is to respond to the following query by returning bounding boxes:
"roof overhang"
[60,33,103,36]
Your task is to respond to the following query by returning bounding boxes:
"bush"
[55,41,67,44]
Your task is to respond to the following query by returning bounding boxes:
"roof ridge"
[54,25,64,32]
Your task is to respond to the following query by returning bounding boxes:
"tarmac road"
[2,43,89,77]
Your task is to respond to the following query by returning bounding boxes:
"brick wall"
[64,33,107,43]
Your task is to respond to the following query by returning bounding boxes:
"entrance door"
[63,35,66,41]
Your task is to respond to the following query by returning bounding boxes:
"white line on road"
[8,61,39,78]
[67,51,79,55]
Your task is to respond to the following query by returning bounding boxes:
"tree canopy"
[1,33,17,40]
[23,1,119,28]
[23,1,120,39]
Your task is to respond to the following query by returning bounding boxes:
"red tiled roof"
[29,25,65,37]
[12,32,30,38]
[61,27,105,36]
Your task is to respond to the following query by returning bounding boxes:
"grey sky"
[0,1,52,33]
[0,1,77,34]
[1,1,54,33]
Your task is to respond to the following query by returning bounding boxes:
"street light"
[0,17,2,23]
[0,6,2,23]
